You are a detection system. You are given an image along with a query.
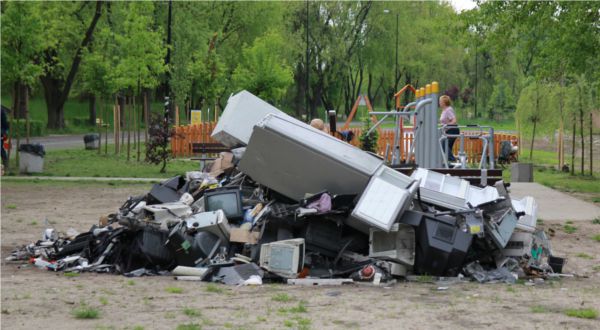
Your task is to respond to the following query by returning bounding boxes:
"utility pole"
[395,12,399,93]
[306,0,310,119]
[165,0,173,121]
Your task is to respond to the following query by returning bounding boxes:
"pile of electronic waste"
[7,91,564,286]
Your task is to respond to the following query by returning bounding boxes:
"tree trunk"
[367,72,374,104]
[143,89,149,147]
[42,76,66,130]
[88,94,97,126]
[558,80,565,170]
[41,1,103,130]
[578,86,584,174]
[571,114,576,175]
[127,96,131,162]
[12,82,29,120]
[11,82,20,121]
[24,86,29,143]
[590,112,593,177]
[529,120,536,160]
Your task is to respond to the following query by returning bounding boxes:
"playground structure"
[171,82,518,171]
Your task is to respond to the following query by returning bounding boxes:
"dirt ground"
[1,182,599,330]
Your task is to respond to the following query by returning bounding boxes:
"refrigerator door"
[211,90,295,147]
[239,114,384,201]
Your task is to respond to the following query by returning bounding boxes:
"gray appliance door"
[239,125,383,201]
[211,91,294,147]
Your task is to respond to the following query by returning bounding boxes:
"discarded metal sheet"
[287,278,354,286]
[214,263,264,285]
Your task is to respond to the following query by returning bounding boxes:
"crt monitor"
[203,188,243,220]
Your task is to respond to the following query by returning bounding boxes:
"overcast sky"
[448,0,478,12]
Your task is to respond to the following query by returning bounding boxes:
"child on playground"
[439,95,459,162]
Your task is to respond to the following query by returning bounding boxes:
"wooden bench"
[191,142,230,155]
[190,142,230,169]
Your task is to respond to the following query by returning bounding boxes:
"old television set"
[259,238,305,278]
[203,187,244,221]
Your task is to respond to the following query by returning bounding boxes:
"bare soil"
[1,183,600,329]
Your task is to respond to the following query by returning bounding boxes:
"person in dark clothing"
[1,105,10,168]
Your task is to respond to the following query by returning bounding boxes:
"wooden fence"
[171,123,518,164]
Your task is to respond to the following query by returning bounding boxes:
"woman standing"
[439,95,459,162]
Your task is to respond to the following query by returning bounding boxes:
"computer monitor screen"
[204,190,243,220]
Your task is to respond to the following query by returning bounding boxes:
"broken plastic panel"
[511,196,538,232]
[411,168,499,210]
[185,210,231,243]
[483,208,519,249]
[143,202,192,227]
[369,223,415,267]
[502,231,533,257]
[348,166,415,233]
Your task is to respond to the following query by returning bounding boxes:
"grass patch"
[563,224,578,234]
[592,234,600,242]
[575,253,593,259]
[592,218,600,225]
[257,316,267,322]
[283,316,311,330]
[416,275,434,283]
[204,283,224,294]
[531,166,600,196]
[165,287,183,294]
[127,279,135,286]
[72,305,100,319]
[530,305,548,313]
[5,204,17,209]
[279,301,308,314]
[506,286,516,293]
[64,272,80,277]
[5,143,195,178]
[183,307,201,318]
[175,323,202,330]
[566,220,573,224]
[564,308,598,319]
[272,293,293,302]
[29,220,38,226]
[593,265,600,271]
[99,297,108,306]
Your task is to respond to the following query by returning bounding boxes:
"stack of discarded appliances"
[7,91,562,285]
